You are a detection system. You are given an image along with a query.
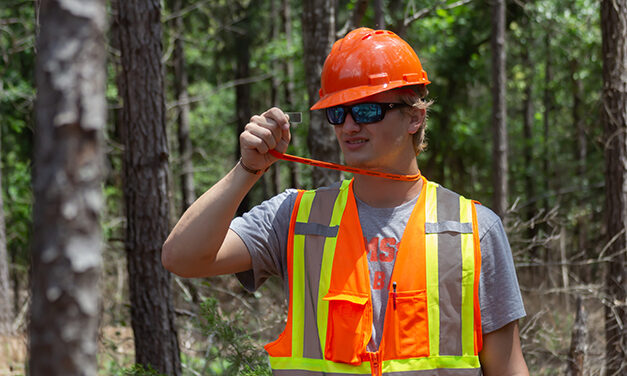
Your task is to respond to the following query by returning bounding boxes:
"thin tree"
[30,0,106,374]
[374,0,385,28]
[0,126,12,335]
[303,0,342,187]
[283,0,301,189]
[171,0,196,213]
[491,0,508,218]
[115,1,181,374]
[269,0,282,196]
[601,0,627,374]
[234,0,254,214]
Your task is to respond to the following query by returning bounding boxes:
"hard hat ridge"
[310,27,430,110]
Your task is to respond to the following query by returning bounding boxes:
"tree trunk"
[566,297,587,376]
[268,0,282,196]
[571,59,589,280]
[30,1,106,374]
[283,0,301,189]
[303,0,342,187]
[601,1,627,374]
[522,46,538,260]
[235,10,253,214]
[491,0,508,218]
[374,0,385,29]
[543,32,552,211]
[115,1,181,374]
[0,117,12,336]
[172,0,196,213]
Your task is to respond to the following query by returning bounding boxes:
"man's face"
[331,90,422,174]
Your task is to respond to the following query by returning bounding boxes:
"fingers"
[239,107,291,169]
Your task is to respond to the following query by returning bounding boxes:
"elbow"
[161,239,176,273]
[161,238,202,278]
[161,239,185,276]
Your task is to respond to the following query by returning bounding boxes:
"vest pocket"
[322,291,370,365]
[382,289,429,359]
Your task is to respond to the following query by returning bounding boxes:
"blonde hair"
[396,85,432,155]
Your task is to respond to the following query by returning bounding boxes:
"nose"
[341,112,361,133]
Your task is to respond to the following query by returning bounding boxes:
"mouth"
[346,138,368,145]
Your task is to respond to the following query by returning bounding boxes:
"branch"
[403,0,474,28]
[163,0,213,22]
[166,73,272,110]
[336,0,369,38]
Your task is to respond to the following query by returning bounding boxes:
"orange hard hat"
[310,27,430,110]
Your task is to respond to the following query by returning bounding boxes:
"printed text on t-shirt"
[364,236,399,290]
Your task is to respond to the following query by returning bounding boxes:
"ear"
[407,108,426,135]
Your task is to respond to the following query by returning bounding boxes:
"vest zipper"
[368,351,382,376]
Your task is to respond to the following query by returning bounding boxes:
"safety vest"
[264,178,483,376]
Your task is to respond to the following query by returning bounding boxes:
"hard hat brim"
[310,80,430,111]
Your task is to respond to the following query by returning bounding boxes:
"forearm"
[162,161,260,276]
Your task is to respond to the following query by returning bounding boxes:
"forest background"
[0,0,625,375]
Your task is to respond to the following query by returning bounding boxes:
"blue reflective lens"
[327,106,347,124]
[325,103,406,125]
[352,103,382,123]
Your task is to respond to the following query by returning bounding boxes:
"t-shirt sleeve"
[229,189,297,292]
[476,204,526,333]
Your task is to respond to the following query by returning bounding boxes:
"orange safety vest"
[265,178,483,376]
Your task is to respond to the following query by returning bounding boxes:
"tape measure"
[268,149,421,182]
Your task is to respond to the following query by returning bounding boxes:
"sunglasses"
[326,102,409,125]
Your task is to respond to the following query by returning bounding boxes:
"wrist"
[238,158,268,176]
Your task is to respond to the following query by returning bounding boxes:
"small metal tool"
[286,112,302,125]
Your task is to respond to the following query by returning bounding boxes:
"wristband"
[238,158,267,175]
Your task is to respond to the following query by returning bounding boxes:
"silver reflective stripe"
[273,368,482,375]
[425,221,473,234]
[436,187,463,356]
[294,222,340,237]
[301,186,342,359]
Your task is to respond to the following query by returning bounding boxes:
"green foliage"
[114,363,167,376]
[1,3,36,268]
[194,297,271,376]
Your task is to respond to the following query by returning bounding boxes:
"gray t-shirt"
[231,185,525,350]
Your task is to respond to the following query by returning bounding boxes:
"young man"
[163,28,528,375]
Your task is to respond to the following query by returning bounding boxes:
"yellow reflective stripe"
[292,190,316,358]
[383,355,481,372]
[425,182,440,356]
[269,355,480,373]
[270,356,370,374]
[459,197,475,355]
[317,179,352,356]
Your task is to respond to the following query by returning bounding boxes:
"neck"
[352,174,423,208]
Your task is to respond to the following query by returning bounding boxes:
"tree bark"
[491,0,508,218]
[115,1,181,374]
[303,0,342,187]
[566,297,587,376]
[172,0,196,213]
[601,1,627,374]
[30,1,106,374]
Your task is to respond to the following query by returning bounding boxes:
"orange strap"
[268,149,421,182]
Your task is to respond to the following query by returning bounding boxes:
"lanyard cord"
[268,149,421,182]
